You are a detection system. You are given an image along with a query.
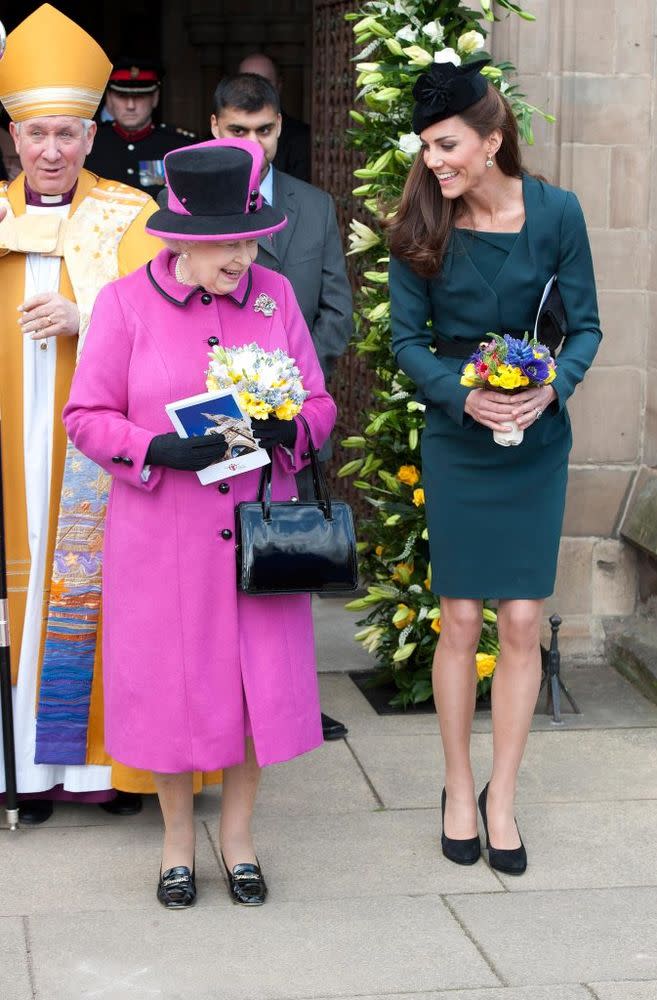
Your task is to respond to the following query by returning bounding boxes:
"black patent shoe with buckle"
[478,783,527,876]
[440,787,481,865]
[157,865,197,908]
[222,854,268,906]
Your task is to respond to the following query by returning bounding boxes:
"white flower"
[403,44,434,66]
[457,30,485,55]
[395,24,418,43]
[422,20,444,45]
[434,47,461,66]
[392,0,417,13]
[398,132,422,156]
[347,219,380,255]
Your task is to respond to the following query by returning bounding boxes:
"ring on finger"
[535,407,542,420]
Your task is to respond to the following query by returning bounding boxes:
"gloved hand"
[250,417,298,450]
[145,432,228,471]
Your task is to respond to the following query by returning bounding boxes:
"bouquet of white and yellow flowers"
[206,343,309,421]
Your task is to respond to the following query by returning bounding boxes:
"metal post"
[0,433,19,829]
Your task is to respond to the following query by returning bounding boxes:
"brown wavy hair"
[386,84,524,278]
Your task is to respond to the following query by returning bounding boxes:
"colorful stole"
[6,181,152,764]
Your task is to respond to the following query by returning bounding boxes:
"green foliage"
[342,0,552,706]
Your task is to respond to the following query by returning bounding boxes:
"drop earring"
[485,155,494,168]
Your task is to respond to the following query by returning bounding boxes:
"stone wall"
[492,0,656,656]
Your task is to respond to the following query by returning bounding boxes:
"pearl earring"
[485,155,494,168]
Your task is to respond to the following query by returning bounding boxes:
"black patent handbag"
[235,415,359,595]
[535,278,568,354]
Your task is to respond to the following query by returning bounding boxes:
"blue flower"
[521,358,550,382]
[503,335,534,368]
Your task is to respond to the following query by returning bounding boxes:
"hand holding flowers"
[461,334,557,444]
[206,343,309,421]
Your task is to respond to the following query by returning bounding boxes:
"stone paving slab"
[314,597,372,674]
[590,983,657,999]
[347,727,657,810]
[448,887,657,985]
[0,916,31,1000]
[496,800,657,892]
[0,822,220,916]
[28,896,499,1000]
[207,808,502,903]
[310,988,592,1000]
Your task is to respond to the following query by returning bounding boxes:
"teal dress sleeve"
[389,255,471,426]
[551,192,602,409]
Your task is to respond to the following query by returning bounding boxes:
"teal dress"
[389,174,602,599]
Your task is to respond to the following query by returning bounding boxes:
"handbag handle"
[256,413,333,521]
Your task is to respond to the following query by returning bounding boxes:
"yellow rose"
[412,488,425,507]
[397,464,420,486]
[476,653,497,679]
[274,399,300,421]
[393,604,416,629]
[431,618,441,635]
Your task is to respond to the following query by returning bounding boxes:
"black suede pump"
[478,783,527,875]
[440,787,481,865]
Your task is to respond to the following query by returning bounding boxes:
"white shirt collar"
[260,165,274,206]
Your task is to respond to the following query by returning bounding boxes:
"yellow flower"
[375,545,384,558]
[424,564,432,591]
[239,392,270,419]
[460,361,479,387]
[274,399,300,421]
[457,29,485,55]
[391,561,414,585]
[397,464,420,486]
[489,364,529,390]
[476,653,497,679]
[431,618,441,635]
[393,604,416,629]
[412,488,425,507]
[545,367,556,384]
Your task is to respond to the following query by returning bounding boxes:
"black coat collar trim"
[146,259,253,309]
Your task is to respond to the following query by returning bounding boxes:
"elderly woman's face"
[420,115,499,200]
[185,239,259,295]
[10,116,95,195]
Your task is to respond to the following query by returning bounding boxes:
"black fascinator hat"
[412,58,490,134]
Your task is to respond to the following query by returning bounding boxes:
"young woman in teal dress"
[388,60,601,874]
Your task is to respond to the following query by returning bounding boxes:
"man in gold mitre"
[0,5,219,824]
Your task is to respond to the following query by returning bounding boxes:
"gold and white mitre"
[0,3,111,121]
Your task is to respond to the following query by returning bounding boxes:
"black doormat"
[349,670,491,715]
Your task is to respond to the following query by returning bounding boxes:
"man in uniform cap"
[86,58,196,199]
[0,4,217,823]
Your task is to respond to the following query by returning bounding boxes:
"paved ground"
[2,598,657,1000]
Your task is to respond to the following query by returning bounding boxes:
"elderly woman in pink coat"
[63,139,336,909]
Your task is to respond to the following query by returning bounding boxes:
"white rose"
[395,24,418,43]
[457,30,485,55]
[422,20,444,45]
[434,47,461,66]
[398,132,422,156]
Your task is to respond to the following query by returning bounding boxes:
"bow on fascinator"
[411,58,490,134]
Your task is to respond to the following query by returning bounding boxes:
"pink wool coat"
[63,249,337,773]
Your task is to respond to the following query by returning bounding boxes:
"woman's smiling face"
[420,114,499,199]
[183,239,259,295]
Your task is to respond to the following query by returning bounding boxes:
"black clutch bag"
[535,278,568,354]
[235,416,359,595]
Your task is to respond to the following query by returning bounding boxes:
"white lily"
[422,20,444,45]
[403,44,433,66]
[398,132,422,156]
[457,29,485,55]
[434,47,461,66]
[395,24,418,43]
[347,219,380,255]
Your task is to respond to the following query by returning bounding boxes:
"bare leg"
[433,597,483,839]
[219,738,262,869]
[487,598,543,849]
[153,771,195,871]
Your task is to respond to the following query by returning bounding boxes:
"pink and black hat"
[145,138,287,241]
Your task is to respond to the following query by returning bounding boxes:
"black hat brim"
[145,203,287,241]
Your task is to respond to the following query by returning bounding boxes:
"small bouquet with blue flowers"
[206,343,309,421]
[460,333,557,445]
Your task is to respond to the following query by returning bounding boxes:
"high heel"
[221,854,268,906]
[478,783,527,875]
[157,864,197,908]
[440,787,481,865]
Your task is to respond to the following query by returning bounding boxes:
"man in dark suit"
[210,73,353,742]
[237,54,311,183]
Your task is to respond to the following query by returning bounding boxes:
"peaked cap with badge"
[0,3,111,121]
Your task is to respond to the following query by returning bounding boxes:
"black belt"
[434,335,480,359]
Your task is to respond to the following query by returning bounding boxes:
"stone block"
[647,294,657,367]
[0,917,31,1000]
[588,228,649,290]
[614,0,654,76]
[549,537,593,616]
[562,466,634,537]
[568,0,616,74]
[591,538,637,616]
[539,613,605,659]
[567,145,610,228]
[610,147,651,229]
[568,367,642,464]
[523,142,560,187]
[561,75,651,147]
[621,467,657,556]
[596,291,647,367]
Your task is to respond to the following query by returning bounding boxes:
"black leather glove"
[250,417,298,450]
[145,432,228,471]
